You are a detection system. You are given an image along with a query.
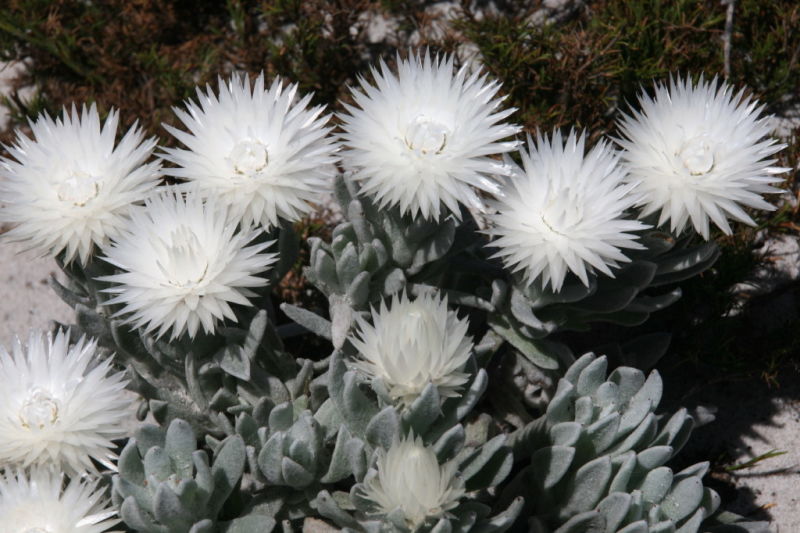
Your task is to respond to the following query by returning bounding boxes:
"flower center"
[404,115,450,154]
[160,227,210,290]
[18,388,61,429]
[56,170,101,206]
[229,139,269,176]
[540,187,583,237]
[676,136,715,175]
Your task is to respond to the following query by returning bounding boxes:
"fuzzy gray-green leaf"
[282,456,314,488]
[366,406,400,450]
[531,446,575,489]
[661,477,704,522]
[596,492,631,532]
[403,382,442,435]
[637,446,673,470]
[550,422,582,447]
[576,356,609,397]
[409,218,455,273]
[221,515,277,533]
[121,497,166,533]
[559,455,612,519]
[460,434,513,491]
[210,435,246,515]
[269,402,295,433]
[119,439,145,485]
[153,483,194,531]
[346,271,371,308]
[144,447,172,482]
[322,426,355,484]
[488,313,560,370]
[280,303,332,340]
[640,466,673,504]
[165,419,197,480]
[335,241,360,287]
[258,433,286,485]
[189,519,214,533]
[434,424,466,463]
[553,511,605,533]
[242,310,267,360]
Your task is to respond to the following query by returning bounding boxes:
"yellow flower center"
[229,139,269,176]
[404,115,450,155]
[56,170,101,206]
[18,388,61,429]
[677,136,715,175]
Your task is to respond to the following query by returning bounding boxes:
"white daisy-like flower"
[617,76,788,239]
[339,51,521,220]
[0,104,160,264]
[0,329,130,475]
[488,131,647,292]
[0,468,118,533]
[361,434,465,529]
[99,188,277,339]
[350,291,473,406]
[161,73,338,230]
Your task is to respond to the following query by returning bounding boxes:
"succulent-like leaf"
[517,354,723,532]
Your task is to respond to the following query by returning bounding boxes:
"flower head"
[0,104,160,264]
[350,292,472,406]
[0,468,118,533]
[99,188,277,339]
[340,52,520,220]
[162,74,338,229]
[0,330,130,474]
[617,76,788,239]
[360,434,464,529]
[488,131,647,292]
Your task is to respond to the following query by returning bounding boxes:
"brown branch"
[722,0,737,79]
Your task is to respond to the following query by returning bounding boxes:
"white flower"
[0,330,130,475]
[0,468,118,533]
[361,434,464,529]
[350,292,472,406]
[99,189,277,339]
[616,76,788,239]
[0,104,160,264]
[488,131,647,292]
[339,52,521,220]
[161,74,338,230]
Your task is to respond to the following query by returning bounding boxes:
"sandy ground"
[669,368,800,532]
[0,246,74,346]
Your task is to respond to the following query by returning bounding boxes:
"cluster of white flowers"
[0,56,787,323]
[0,50,789,531]
[0,330,129,531]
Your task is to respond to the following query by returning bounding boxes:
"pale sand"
[0,245,74,346]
